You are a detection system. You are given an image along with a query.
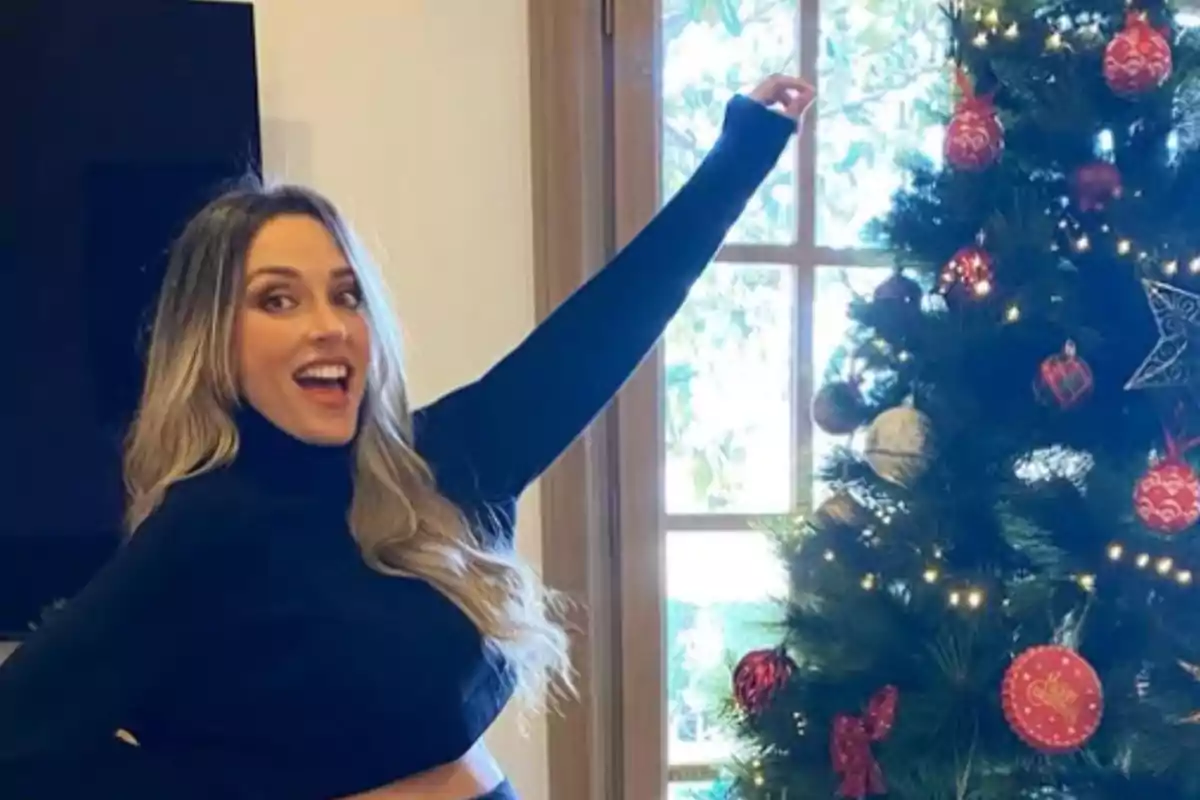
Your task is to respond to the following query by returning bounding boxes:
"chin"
[306,430,355,446]
[299,423,357,446]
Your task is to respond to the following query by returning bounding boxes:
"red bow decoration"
[830,685,898,799]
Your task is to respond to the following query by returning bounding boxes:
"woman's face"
[235,214,370,445]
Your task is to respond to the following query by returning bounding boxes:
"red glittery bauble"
[733,647,795,715]
[1001,645,1104,755]
[1072,162,1123,212]
[1035,341,1094,410]
[1134,460,1200,535]
[939,245,994,298]
[1104,12,1173,95]
[945,96,1003,171]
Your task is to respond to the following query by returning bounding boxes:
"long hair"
[123,176,573,709]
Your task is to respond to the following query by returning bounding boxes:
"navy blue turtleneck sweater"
[0,95,794,799]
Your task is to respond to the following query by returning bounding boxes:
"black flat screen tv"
[2,0,261,636]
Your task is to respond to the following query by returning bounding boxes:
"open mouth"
[293,361,352,398]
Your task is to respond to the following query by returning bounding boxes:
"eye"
[260,292,298,312]
[336,286,364,309]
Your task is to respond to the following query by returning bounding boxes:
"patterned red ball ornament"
[945,70,1003,171]
[1035,341,1094,409]
[1072,161,1123,212]
[1134,457,1200,535]
[939,245,994,299]
[733,647,796,715]
[1104,11,1173,96]
[1001,645,1103,754]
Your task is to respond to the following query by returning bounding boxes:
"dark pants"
[475,779,518,799]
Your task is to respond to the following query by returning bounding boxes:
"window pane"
[662,0,798,244]
[664,264,794,514]
[666,530,787,767]
[669,780,726,799]
[812,267,891,487]
[816,0,949,248]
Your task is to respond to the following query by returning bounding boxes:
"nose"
[306,300,348,342]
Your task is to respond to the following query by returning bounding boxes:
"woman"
[0,76,812,799]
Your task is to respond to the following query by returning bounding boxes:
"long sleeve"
[0,504,217,798]
[413,94,796,503]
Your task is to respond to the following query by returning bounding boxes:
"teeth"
[296,363,348,380]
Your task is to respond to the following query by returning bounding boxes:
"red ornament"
[732,647,795,715]
[945,70,1003,171]
[1072,161,1123,212]
[1104,12,1173,96]
[1035,341,1094,409]
[831,686,898,799]
[1134,458,1200,535]
[939,245,994,298]
[1001,645,1103,755]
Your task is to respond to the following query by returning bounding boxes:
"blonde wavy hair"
[122,177,573,710]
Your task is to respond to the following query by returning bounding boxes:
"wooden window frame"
[529,1,894,797]
[527,2,618,799]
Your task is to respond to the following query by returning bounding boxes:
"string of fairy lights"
[802,492,1196,619]
[960,2,1198,315]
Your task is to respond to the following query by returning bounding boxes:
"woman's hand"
[748,74,816,121]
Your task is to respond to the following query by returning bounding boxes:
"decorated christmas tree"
[724,2,1200,798]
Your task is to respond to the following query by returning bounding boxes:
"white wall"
[245,1,548,797]
[0,2,548,797]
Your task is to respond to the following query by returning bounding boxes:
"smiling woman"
[235,216,370,446]
[0,81,805,800]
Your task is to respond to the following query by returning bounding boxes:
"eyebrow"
[246,265,356,282]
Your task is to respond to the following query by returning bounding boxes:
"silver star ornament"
[1126,280,1200,391]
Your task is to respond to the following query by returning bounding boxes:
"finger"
[787,86,816,115]
[748,74,783,104]
[769,75,814,96]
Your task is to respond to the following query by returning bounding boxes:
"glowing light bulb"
[1178,570,1193,585]
[973,32,989,47]
[1078,574,1096,591]
[1005,304,1020,322]
[1004,22,1018,38]
[1117,239,1132,255]
[1158,557,1174,575]
[824,549,835,562]
[1136,553,1151,568]
[1190,257,1200,274]
[966,589,984,609]
[861,574,877,590]
[1047,31,1063,49]
[1075,235,1090,251]
[923,568,939,583]
[949,590,962,606]
[1164,260,1179,276]
[1108,543,1124,560]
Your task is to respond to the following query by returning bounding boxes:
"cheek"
[349,314,371,359]
[235,315,293,388]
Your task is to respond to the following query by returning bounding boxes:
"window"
[613,0,949,795]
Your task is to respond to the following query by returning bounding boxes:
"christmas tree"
[724,2,1200,798]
